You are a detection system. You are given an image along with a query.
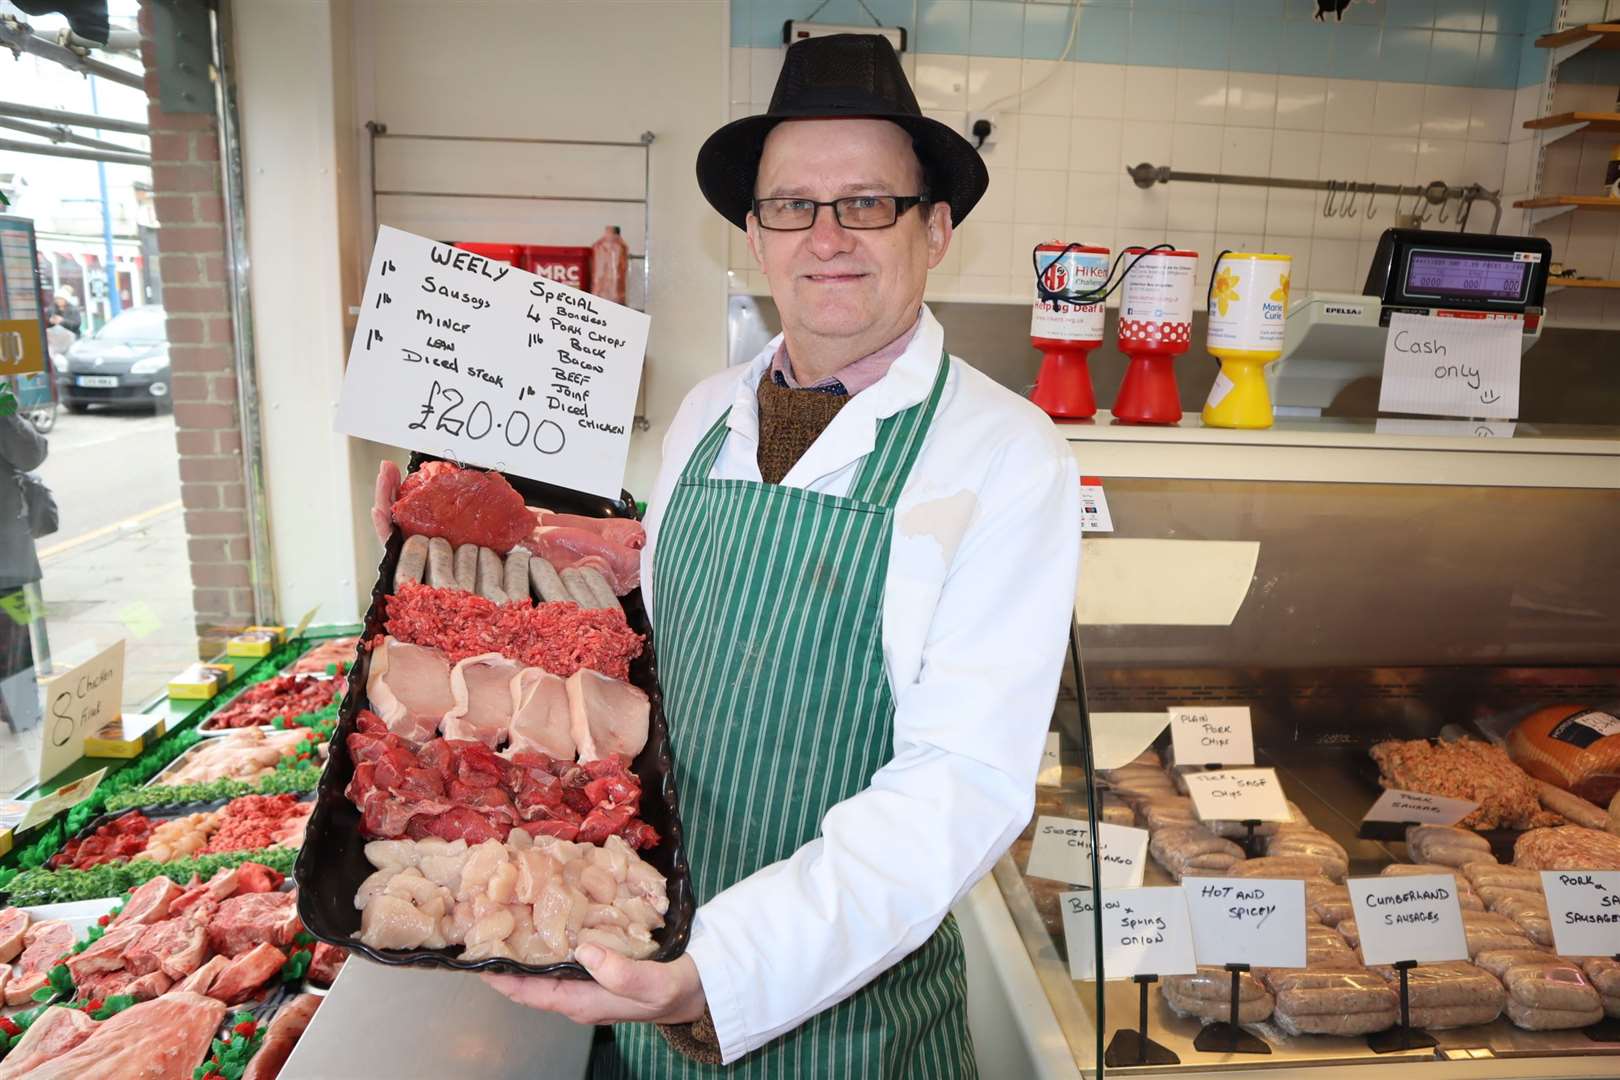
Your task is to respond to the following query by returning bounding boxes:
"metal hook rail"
[1126,162,1503,234]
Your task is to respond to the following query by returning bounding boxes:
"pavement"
[0,407,195,796]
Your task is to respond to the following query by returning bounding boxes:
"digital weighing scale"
[1273,228,1552,415]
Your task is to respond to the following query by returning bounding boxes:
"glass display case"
[990,414,1620,1079]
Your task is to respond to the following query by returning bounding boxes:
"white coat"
[640,304,1082,1062]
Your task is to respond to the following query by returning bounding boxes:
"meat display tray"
[294,454,694,978]
[196,673,341,736]
[56,794,316,879]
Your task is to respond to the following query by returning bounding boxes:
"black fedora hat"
[696,33,989,231]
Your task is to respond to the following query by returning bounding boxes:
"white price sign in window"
[1183,768,1290,823]
[1182,877,1307,970]
[1026,816,1149,890]
[1348,874,1468,966]
[1542,870,1620,958]
[1062,887,1198,982]
[1168,706,1253,767]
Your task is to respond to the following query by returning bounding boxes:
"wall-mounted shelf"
[1523,112,1620,143]
[1513,195,1620,209]
[1549,278,1620,291]
[1535,23,1620,64]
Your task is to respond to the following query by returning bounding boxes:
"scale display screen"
[1404,249,1529,303]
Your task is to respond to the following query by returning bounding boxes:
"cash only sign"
[337,227,651,499]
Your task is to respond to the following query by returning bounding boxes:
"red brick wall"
[138,0,256,649]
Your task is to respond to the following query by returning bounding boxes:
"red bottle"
[590,226,628,305]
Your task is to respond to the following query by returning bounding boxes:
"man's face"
[747,119,951,345]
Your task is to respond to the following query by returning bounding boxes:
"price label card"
[1025,816,1148,889]
[14,769,107,833]
[1182,877,1307,969]
[1347,874,1468,966]
[1060,887,1198,982]
[1542,870,1620,957]
[336,226,650,499]
[1037,732,1061,787]
[1169,706,1253,767]
[1079,480,1113,533]
[1362,788,1478,827]
[1378,311,1521,420]
[1061,891,1099,981]
[1184,768,1290,823]
[38,640,124,782]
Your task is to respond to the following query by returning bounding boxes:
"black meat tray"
[294,453,693,978]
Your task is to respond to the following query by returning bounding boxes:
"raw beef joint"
[391,461,533,553]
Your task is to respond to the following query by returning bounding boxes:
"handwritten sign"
[1169,706,1253,767]
[1347,873,1468,965]
[38,640,124,782]
[1378,312,1520,420]
[1062,887,1198,981]
[1037,732,1061,787]
[1542,870,1620,957]
[291,606,320,641]
[13,769,107,833]
[337,227,650,499]
[0,319,46,377]
[1026,816,1148,889]
[1182,877,1307,969]
[1362,788,1478,827]
[1184,768,1290,823]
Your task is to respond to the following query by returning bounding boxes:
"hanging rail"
[1125,162,1503,234]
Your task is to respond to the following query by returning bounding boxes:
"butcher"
[384,33,1080,1077]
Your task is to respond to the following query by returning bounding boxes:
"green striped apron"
[594,351,974,1079]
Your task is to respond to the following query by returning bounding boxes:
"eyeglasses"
[752,194,930,231]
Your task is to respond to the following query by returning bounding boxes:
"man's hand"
[482,948,706,1027]
[372,459,400,543]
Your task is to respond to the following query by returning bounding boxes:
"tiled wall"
[728,0,1620,328]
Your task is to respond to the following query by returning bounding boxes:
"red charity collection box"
[521,246,593,291]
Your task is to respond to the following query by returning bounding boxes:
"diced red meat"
[577,801,637,846]
[406,806,507,844]
[307,942,346,987]
[447,782,518,824]
[207,892,301,958]
[205,673,339,731]
[110,876,184,929]
[391,461,533,552]
[620,820,661,850]
[356,707,388,734]
[208,941,288,1006]
[48,812,157,870]
[235,862,284,894]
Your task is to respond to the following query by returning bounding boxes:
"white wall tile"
[1266,189,1317,238]
[1421,85,1474,140]
[1121,119,1174,166]
[924,109,971,147]
[1018,114,1072,170]
[1272,131,1324,179]
[1373,83,1427,137]
[914,54,970,111]
[958,223,1012,277]
[730,48,751,105]
[1073,62,1127,119]
[1168,184,1219,231]
[1277,244,1310,291]
[977,167,1017,224]
[1467,89,1515,142]
[1368,136,1420,185]
[1565,227,1620,280]
[1010,224,1067,282]
[1020,60,1076,116]
[1172,123,1225,171]
[1276,76,1328,132]
[1324,80,1378,135]
[1069,117,1123,173]
[1509,84,1544,134]
[750,47,783,106]
[1223,128,1275,173]
[1502,138,1536,196]
[1216,232,1268,255]
[1227,73,1279,130]
[1217,188,1268,234]
[1067,172,1120,227]
[1015,169,1069,223]
[1318,132,1374,180]
[1117,174,1169,229]
[1123,65,1178,122]
[1177,69,1230,126]
[931,233,963,277]
[1417,138,1469,185]
[977,113,1021,169]
[1461,140,1508,190]
[1309,238,1361,292]
[957,274,1015,298]
[967,56,1024,111]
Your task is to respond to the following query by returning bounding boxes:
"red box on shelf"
[522,245,593,292]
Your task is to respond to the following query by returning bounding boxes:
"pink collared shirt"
[768,311,922,396]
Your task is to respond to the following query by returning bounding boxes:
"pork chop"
[566,669,649,762]
[209,941,286,1005]
[443,653,521,748]
[367,637,456,743]
[0,1005,99,1080]
[64,922,144,984]
[110,875,183,928]
[508,668,575,759]
[11,990,227,1080]
[207,891,300,957]
[0,907,27,963]
[174,953,230,996]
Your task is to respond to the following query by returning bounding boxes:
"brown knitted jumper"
[753,367,850,483]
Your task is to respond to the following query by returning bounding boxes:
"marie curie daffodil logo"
[1271,273,1291,305]
[1211,267,1241,316]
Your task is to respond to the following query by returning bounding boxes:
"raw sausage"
[395,534,429,590]
[453,543,477,592]
[1373,961,1505,1010]
[1273,1007,1396,1037]
[1274,971,1397,1017]
[474,547,508,604]
[1504,997,1604,1030]
[1148,827,1244,879]
[1463,864,1542,892]
[529,557,571,604]
[503,547,531,604]
[427,537,454,589]
[1534,779,1608,830]
[1474,948,1555,980]
[576,566,621,611]
[1504,961,1601,1012]
[560,566,603,609]
[1231,856,1335,881]
[1410,1002,1503,1029]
